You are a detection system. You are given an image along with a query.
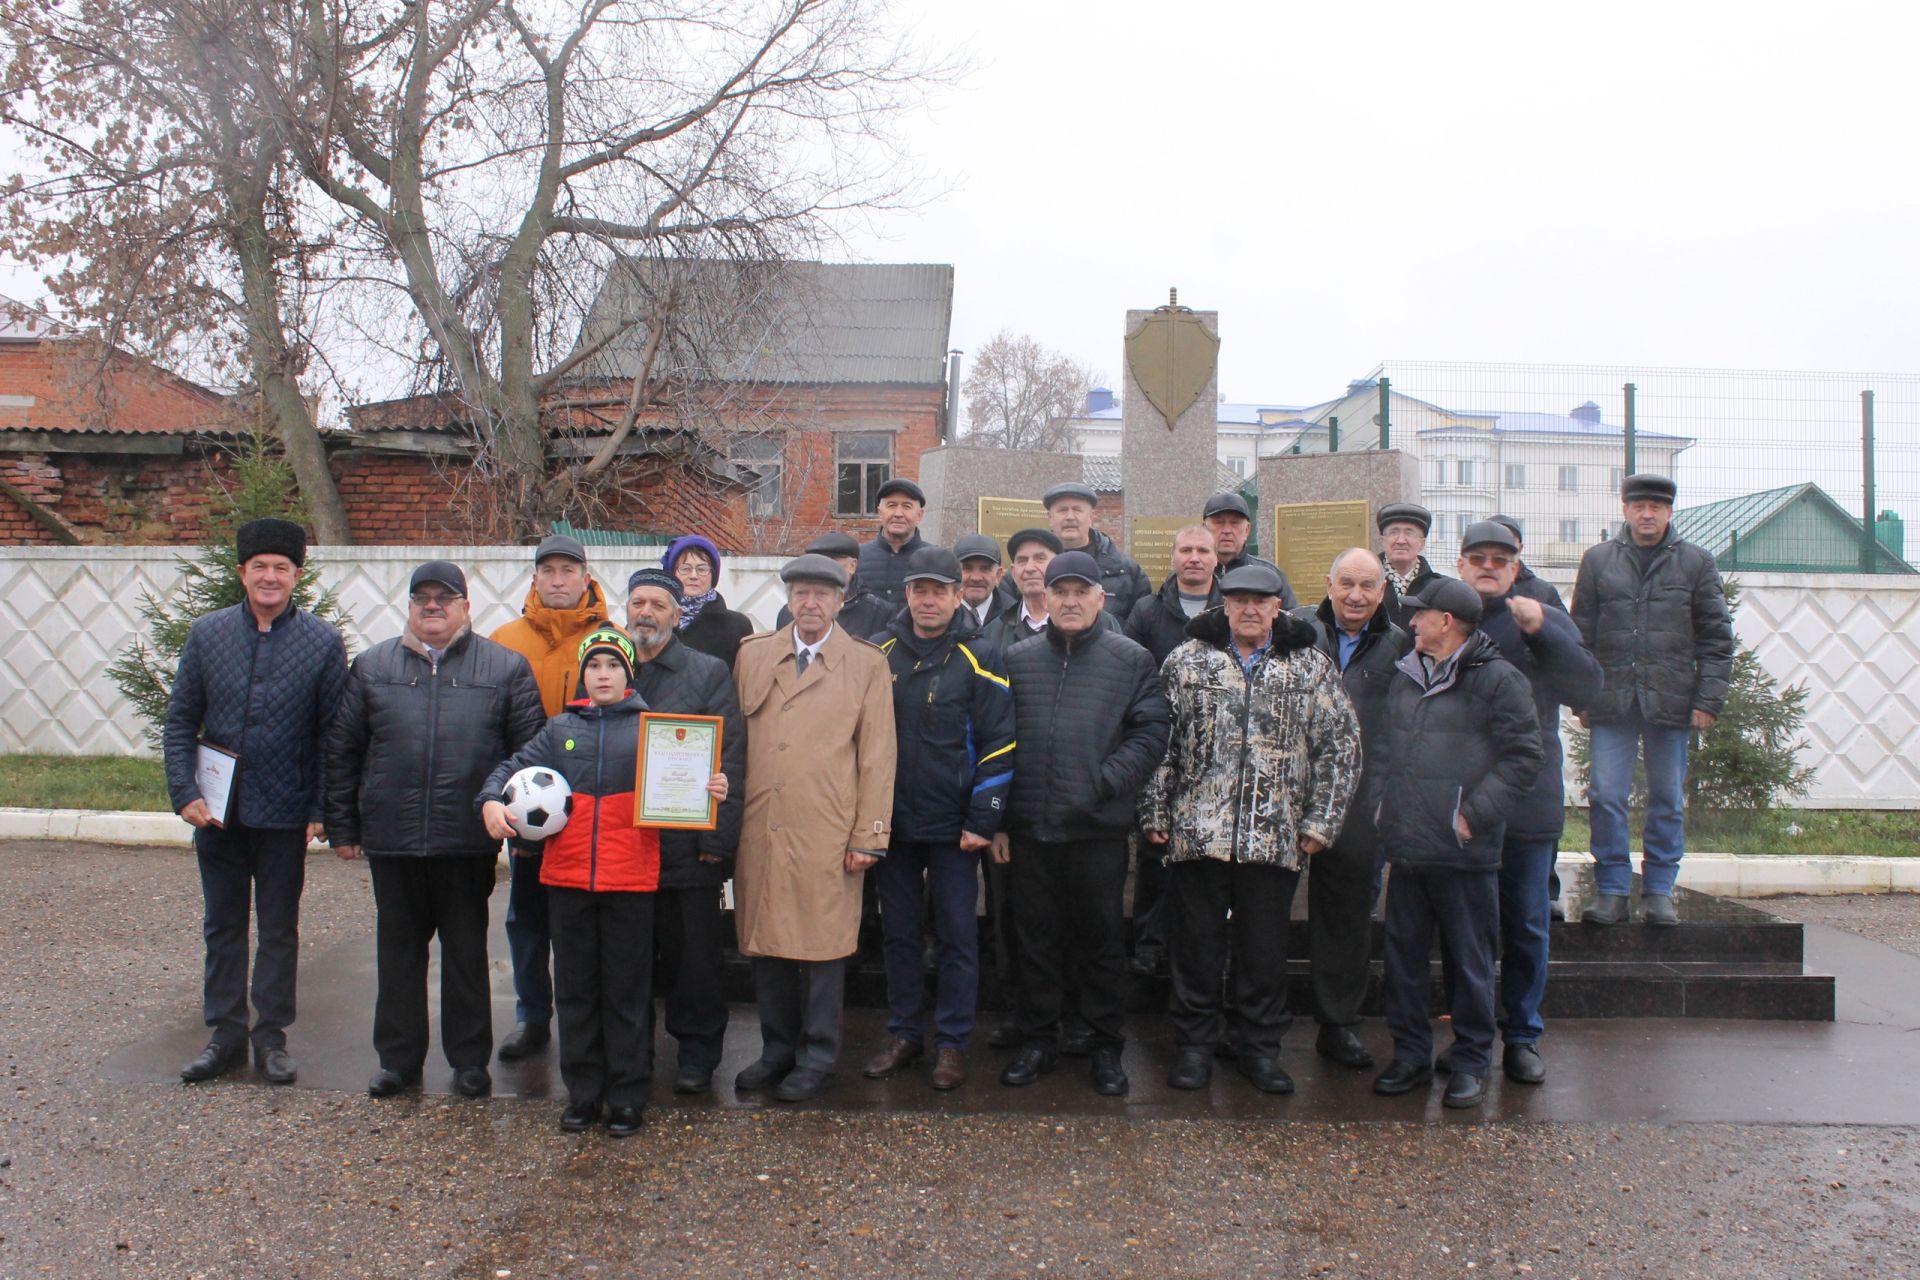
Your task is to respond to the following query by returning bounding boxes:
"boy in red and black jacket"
[481,626,726,1137]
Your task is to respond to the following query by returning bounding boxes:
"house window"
[1610,466,1624,494]
[1457,459,1476,487]
[1227,456,1248,478]
[1505,464,1526,489]
[1456,514,1472,541]
[835,432,893,516]
[1560,519,1579,543]
[1559,464,1579,492]
[729,435,785,518]
[1430,457,1446,488]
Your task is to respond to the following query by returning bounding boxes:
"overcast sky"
[852,0,1919,407]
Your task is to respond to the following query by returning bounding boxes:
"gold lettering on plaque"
[1272,501,1373,607]
[977,497,1050,561]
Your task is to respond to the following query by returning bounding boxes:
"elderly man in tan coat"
[731,552,897,1102]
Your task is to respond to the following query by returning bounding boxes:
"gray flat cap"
[780,553,849,589]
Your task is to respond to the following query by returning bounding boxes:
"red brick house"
[1,262,957,550]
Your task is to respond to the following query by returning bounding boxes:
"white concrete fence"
[3,548,1918,809]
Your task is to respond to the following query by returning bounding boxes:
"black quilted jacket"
[1571,527,1734,728]
[1125,571,1223,668]
[1003,622,1169,842]
[163,603,348,829]
[323,628,545,856]
[628,635,747,888]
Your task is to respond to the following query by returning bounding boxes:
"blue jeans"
[1382,864,1498,1077]
[876,841,984,1050]
[1497,837,1557,1045]
[505,851,552,1026]
[1589,708,1691,897]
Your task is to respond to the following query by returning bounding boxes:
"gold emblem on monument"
[1124,289,1219,431]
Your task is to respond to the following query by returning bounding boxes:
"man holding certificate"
[731,553,897,1103]
[164,517,347,1086]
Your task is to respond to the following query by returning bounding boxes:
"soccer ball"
[500,767,573,841]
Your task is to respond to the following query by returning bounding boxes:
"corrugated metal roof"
[1674,482,1914,572]
[0,297,63,343]
[565,259,954,387]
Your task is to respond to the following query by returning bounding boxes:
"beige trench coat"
[731,623,896,961]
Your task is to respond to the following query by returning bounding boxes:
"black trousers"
[1382,863,1499,1076]
[1011,835,1128,1050]
[1308,817,1379,1028]
[367,854,496,1074]
[195,820,307,1050]
[1131,835,1169,953]
[751,956,847,1073]
[648,885,729,1074]
[1166,858,1300,1054]
[550,887,656,1109]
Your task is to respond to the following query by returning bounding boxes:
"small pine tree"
[1569,578,1815,813]
[107,435,352,748]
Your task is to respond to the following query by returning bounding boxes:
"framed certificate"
[634,713,724,831]
[194,740,240,827]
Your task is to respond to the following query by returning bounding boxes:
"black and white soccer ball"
[500,767,573,841]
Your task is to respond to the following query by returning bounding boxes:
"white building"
[1063,387,1319,480]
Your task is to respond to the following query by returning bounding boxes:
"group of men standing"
[163,466,1732,1118]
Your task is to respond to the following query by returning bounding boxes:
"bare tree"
[260,0,942,537]
[961,330,1094,453]
[1,0,356,543]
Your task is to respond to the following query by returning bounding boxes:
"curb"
[0,808,1913,897]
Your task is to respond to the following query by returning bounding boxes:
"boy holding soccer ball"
[481,626,728,1136]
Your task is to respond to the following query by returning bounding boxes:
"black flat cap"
[1044,551,1102,586]
[534,533,587,564]
[1490,514,1524,543]
[876,477,926,505]
[1203,491,1251,520]
[235,517,307,568]
[409,560,468,597]
[902,546,962,585]
[1404,577,1483,624]
[1376,502,1432,535]
[953,533,1002,565]
[1042,481,1099,509]
[780,553,849,589]
[1460,520,1520,553]
[1219,562,1286,596]
[805,530,862,559]
[1006,527,1064,557]
[1621,473,1677,505]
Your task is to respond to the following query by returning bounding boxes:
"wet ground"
[2,840,1918,1278]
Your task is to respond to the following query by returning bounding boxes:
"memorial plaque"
[1128,516,1191,586]
[978,497,1049,560]
[1272,500,1373,606]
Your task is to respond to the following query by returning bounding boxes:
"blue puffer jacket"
[163,602,349,829]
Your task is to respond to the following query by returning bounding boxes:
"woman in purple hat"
[662,535,755,669]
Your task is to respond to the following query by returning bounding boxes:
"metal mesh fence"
[1310,361,1920,575]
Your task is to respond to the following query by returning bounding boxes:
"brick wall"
[0,342,227,433]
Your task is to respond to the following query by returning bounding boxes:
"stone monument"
[1121,292,1220,558]
[917,446,1085,545]
[1255,449,1424,585]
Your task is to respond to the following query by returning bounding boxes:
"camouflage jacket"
[1138,608,1363,870]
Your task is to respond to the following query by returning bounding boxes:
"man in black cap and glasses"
[324,561,545,1100]
[167,517,348,1086]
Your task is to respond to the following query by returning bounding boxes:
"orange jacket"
[490,578,611,717]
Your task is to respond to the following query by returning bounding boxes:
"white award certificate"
[194,740,241,827]
[635,714,722,831]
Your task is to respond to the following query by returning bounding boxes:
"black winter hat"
[236,518,307,568]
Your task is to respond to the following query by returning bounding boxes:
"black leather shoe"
[1237,1053,1295,1095]
[454,1067,492,1098]
[735,1059,793,1091]
[180,1041,246,1084]
[1443,1071,1487,1109]
[1128,944,1165,977]
[1584,893,1629,925]
[1433,1048,1454,1076]
[1503,1044,1546,1084]
[605,1105,645,1137]
[673,1064,714,1095]
[986,1021,1023,1050]
[1643,894,1680,926]
[774,1067,834,1103]
[1167,1047,1212,1090]
[999,1046,1060,1087]
[255,1045,297,1085]
[1090,1047,1129,1097]
[1373,1060,1434,1096]
[1059,1027,1093,1058]
[497,1022,551,1061]
[560,1101,601,1133]
[368,1068,420,1098]
[1315,1024,1374,1070]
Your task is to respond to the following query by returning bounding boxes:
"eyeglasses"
[410,591,463,607]
[1464,553,1515,569]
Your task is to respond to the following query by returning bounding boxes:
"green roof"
[1673,482,1912,574]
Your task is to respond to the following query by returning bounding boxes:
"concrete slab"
[101,909,1920,1126]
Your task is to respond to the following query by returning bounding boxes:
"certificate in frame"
[634,713,724,831]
